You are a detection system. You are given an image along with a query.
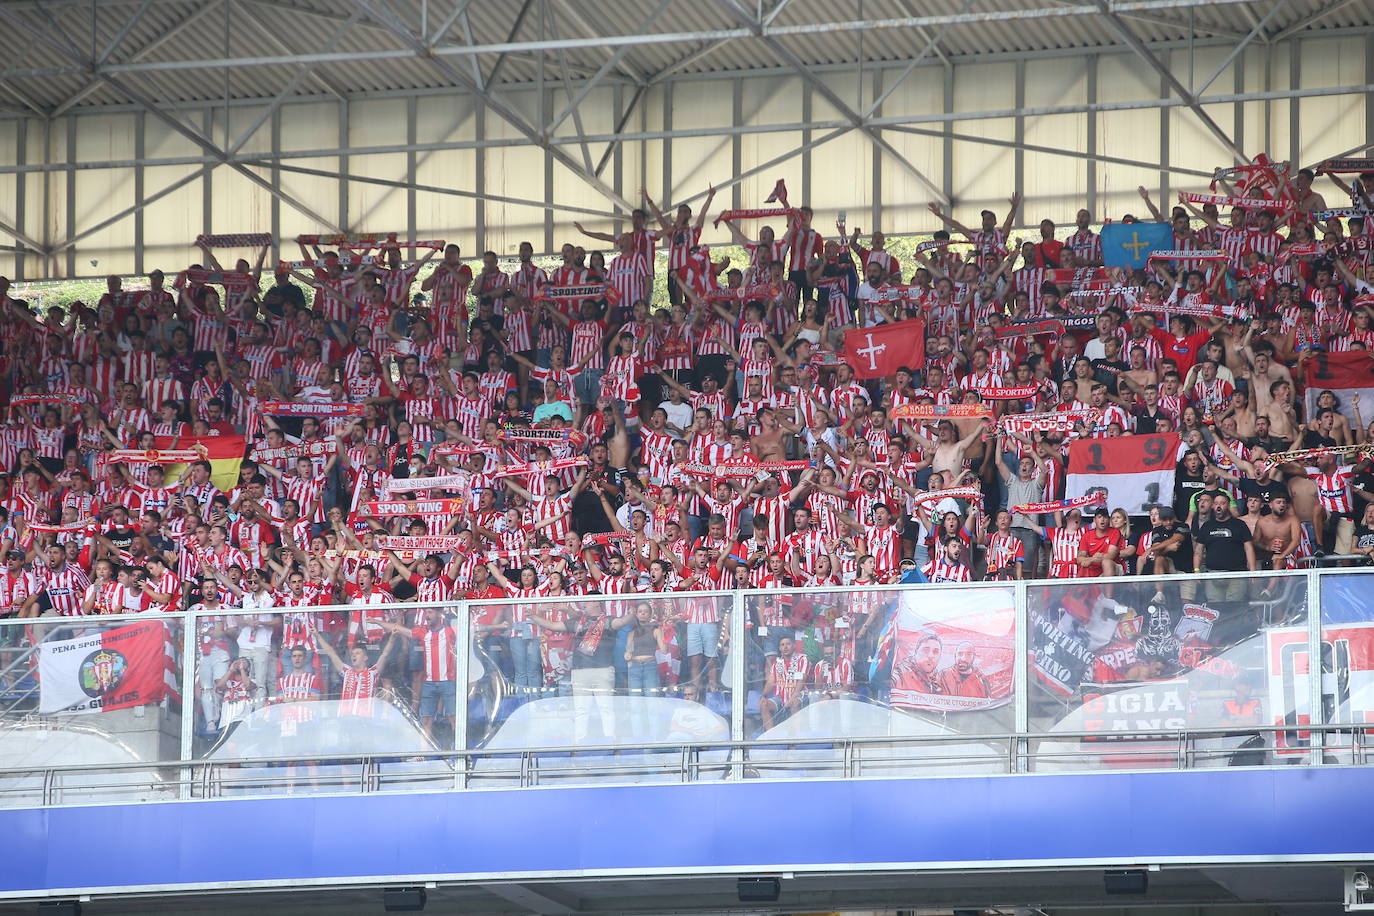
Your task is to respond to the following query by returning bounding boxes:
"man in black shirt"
[1237,474,1288,505]
[1349,458,1374,516]
[1090,338,1130,395]
[1194,493,1256,605]
[530,603,636,740]
[570,441,623,535]
[1245,414,1291,455]
[1173,450,1207,520]
[262,267,307,316]
[1187,467,1231,528]
[1144,507,1193,576]
[1299,409,1340,450]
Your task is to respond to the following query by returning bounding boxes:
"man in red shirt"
[380,609,457,740]
[1077,508,1125,577]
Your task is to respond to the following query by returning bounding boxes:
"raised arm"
[1137,186,1165,222]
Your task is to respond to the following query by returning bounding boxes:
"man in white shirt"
[657,384,694,438]
[226,569,279,700]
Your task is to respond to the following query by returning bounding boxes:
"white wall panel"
[736,76,803,207]
[278,155,344,240]
[1094,52,1162,220]
[0,34,1369,278]
[810,131,871,225]
[348,153,409,234]
[1024,57,1089,223]
[142,163,202,270]
[209,167,271,243]
[1296,36,1366,167]
[876,68,943,233]
[484,145,546,255]
[950,61,1016,217]
[0,120,14,278]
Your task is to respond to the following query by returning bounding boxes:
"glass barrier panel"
[1026,571,1308,772]
[466,592,733,786]
[742,584,1017,775]
[191,603,461,795]
[0,613,184,807]
[1317,571,1374,765]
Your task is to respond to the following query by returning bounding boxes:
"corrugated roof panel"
[0,0,1368,112]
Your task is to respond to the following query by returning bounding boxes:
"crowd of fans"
[1,158,1372,737]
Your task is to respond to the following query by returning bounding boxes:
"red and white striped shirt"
[922,556,972,583]
[36,563,92,616]
[277,670,323,701]
[509,262,549,301]
[1066,228,1102,264]
[666,225,702,271]
[1244,228,1284,261]
[608,252,650,306]
[1315,466,1355,514]
[410,624,459,681]
[124,348,160,384]
[784,224,823,272]
[285,475,327,523]
[141,377,182,415]
[863,523,900,574]
[339,665,382,715]
[1045,526,1083,579]
[568,319,608,372]
[986,531,1025,574]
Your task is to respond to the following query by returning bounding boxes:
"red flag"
[1302,350,1374,425]
[842,319,926,380]
[38,620,178,715]
[1065,432,1180,515]
[764,178,787,204]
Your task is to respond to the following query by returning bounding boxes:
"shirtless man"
[1221,389,1258,439]
[1119,345,1159,398]
[1254,493,1301,570]
[1261,379,1300,443]
[907,417,990,478]
[1245,348,1294,414]
[750,407,792,462]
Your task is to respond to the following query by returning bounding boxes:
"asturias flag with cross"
[1102,222,1174,270]
[843,318,925,380]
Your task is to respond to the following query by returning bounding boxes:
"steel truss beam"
[1094,1,1247,162]
[0,0,1271,81]
[347,0,635,213]
[715,0,949,204]
[224,4,363,156]
[0,216,46,255]
[484,0,535,88]
[884,124,1215,178]
[545,0,672,137]
[0,4,344,256]
[1194,0,1289,96]
[50,0,223,117]
[1272,0,1363,42]
[259,161,619,220]
[0,79,1370,178]
[235,0,350,103]
[0,30,1355,120]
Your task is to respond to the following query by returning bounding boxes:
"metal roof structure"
[0,0,1366,116]
[0,0,1370,276]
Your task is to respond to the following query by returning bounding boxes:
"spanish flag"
[153,434,245,492]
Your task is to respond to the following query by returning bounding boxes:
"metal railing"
[0,564,1371,808]
[0,721,1367,808]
